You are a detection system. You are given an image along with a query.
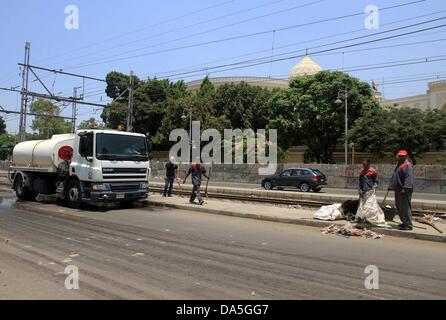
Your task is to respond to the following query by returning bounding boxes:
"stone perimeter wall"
[150,161,446,194]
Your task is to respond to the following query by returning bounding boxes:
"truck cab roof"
[75,129,146,138]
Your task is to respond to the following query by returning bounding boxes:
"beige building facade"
[381,80,446,111]
[186,55,321,91]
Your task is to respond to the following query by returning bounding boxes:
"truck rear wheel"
[66,180,83,209]
[14,174,37,201]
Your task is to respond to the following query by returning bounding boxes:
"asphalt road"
[0,192,445,299]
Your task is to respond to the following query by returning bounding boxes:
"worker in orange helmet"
[388,150,414,230]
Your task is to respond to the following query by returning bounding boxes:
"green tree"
[105,71,140,100]
[351,107,440,164]
[196,76,215,99]
[78,117,105,130]
[102,73,190,145]
[30,99,71,139]
[213,82,273,130]
[349,106,393,159]
[386,108,430,163]
[269,71,377,163]
[267,88,302,150]
[423,109,446,151]
[0,116,6,134]
[0,134,16,160]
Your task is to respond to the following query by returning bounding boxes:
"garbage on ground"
[313,203,344,221]
[414,214,443,234]
[314,199,395,226]
[321,222,384,239]
[433,217,445,224]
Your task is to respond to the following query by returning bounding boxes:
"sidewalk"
[150,180,446,212]
[147,193,446,243]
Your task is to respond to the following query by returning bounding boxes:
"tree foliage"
[350,107,446,163]
[0,134,16,160]
[101,73,271,150]
[29,99,71,139]
[78,118,105,130]
[98,70,445,163]
[0,117,6,134]
[269,71,377,163]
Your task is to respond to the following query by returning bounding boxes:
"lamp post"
[335,86,348,165]
[181,106,193,163]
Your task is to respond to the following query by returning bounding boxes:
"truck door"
[75,131,94,180]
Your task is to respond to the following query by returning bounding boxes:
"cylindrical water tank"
[13,134,76,169]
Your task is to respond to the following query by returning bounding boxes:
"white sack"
[313,203,344,221]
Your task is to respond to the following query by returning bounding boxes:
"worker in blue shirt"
[388,150,414,230]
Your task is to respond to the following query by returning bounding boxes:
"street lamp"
[181,106,193,163]
[335,86,348,165]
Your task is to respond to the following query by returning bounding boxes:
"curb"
[147,200,446,244]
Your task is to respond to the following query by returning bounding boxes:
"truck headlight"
[141,182,149,189]
[91,183,108,191]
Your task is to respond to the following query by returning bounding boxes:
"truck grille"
[110,183,140,192]
[102,168,147,180]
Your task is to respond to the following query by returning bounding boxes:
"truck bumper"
[88,189,148,203]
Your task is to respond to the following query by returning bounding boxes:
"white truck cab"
[10,129,152,208]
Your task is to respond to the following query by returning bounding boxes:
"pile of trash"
[313,203,345,221]
[321,222,384,240]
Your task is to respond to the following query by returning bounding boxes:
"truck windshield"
[96,133,148,161]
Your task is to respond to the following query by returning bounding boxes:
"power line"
[17,64,106,82]
[42,28,446,99]
[160,20,446,80]
[0,86,109,108]
[63,0,427,70]
[33,0,238,65]
[48,0,296,68]
[0,105,73,120]
[131,8,446,78]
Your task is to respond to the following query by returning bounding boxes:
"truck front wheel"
[14,174,37,201]
[66,180,83,209]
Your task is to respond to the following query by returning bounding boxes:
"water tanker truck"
[9,129,152,208]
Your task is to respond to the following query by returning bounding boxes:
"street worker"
[356,159,388,227]
[183,161,209,205]
[163,156,178,197]
[388,150,414,230]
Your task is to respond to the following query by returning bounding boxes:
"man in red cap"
[388,150,414,230]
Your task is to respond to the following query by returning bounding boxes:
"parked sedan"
[261,168,327,192]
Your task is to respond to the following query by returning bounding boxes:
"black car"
[261,168,327,192]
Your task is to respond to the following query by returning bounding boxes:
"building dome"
[289,55,323,79]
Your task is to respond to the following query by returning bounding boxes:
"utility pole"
[335,86,348,165]
[19,42,30,142]
[71,87,78,133]
[344,89,348,166]
[126,70,134,132]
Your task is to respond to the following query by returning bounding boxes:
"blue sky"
[1,0,445,133]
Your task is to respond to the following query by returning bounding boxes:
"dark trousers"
[163,176,175,196]
[189,183,203,203]
[395,189,413,227]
